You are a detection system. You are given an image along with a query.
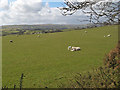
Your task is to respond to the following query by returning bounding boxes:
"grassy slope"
[2,25,118,88]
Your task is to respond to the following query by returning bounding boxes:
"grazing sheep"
[37,35,40,37]
[68,46,80,51]
[104,36,106,37]
[10,40,13,43]
[107,34,111,37]
[72,47,80,51]
[85,31,87,33]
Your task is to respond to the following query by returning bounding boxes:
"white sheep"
[72,47,80,51]
[68,46,80,51]
[85,31,87,33]
[107,34,111,37]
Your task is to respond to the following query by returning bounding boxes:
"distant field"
[2,25,118,88]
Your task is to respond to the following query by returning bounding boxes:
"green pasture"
[2,25,118,88]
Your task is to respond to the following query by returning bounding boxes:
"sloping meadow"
[2,25,118,88]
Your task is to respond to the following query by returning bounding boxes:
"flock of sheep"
[9,30,112,52]
[104,34,111,37]
[67,31,112,52]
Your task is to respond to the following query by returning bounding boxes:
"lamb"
[68,46,72,50]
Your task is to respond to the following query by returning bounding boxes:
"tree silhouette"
[59,0,120,25]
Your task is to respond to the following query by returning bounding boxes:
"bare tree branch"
[59,0,120,25]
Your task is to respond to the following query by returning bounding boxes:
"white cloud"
[0,0,9,10]
[9,0,42,13]
[0,0,88,25]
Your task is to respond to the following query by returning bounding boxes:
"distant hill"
[1,24,97,31]
[1,24,101,36]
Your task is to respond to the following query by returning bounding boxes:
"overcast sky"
[0,0,118,25]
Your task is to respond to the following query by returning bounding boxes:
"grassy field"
[2,25,118,88]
